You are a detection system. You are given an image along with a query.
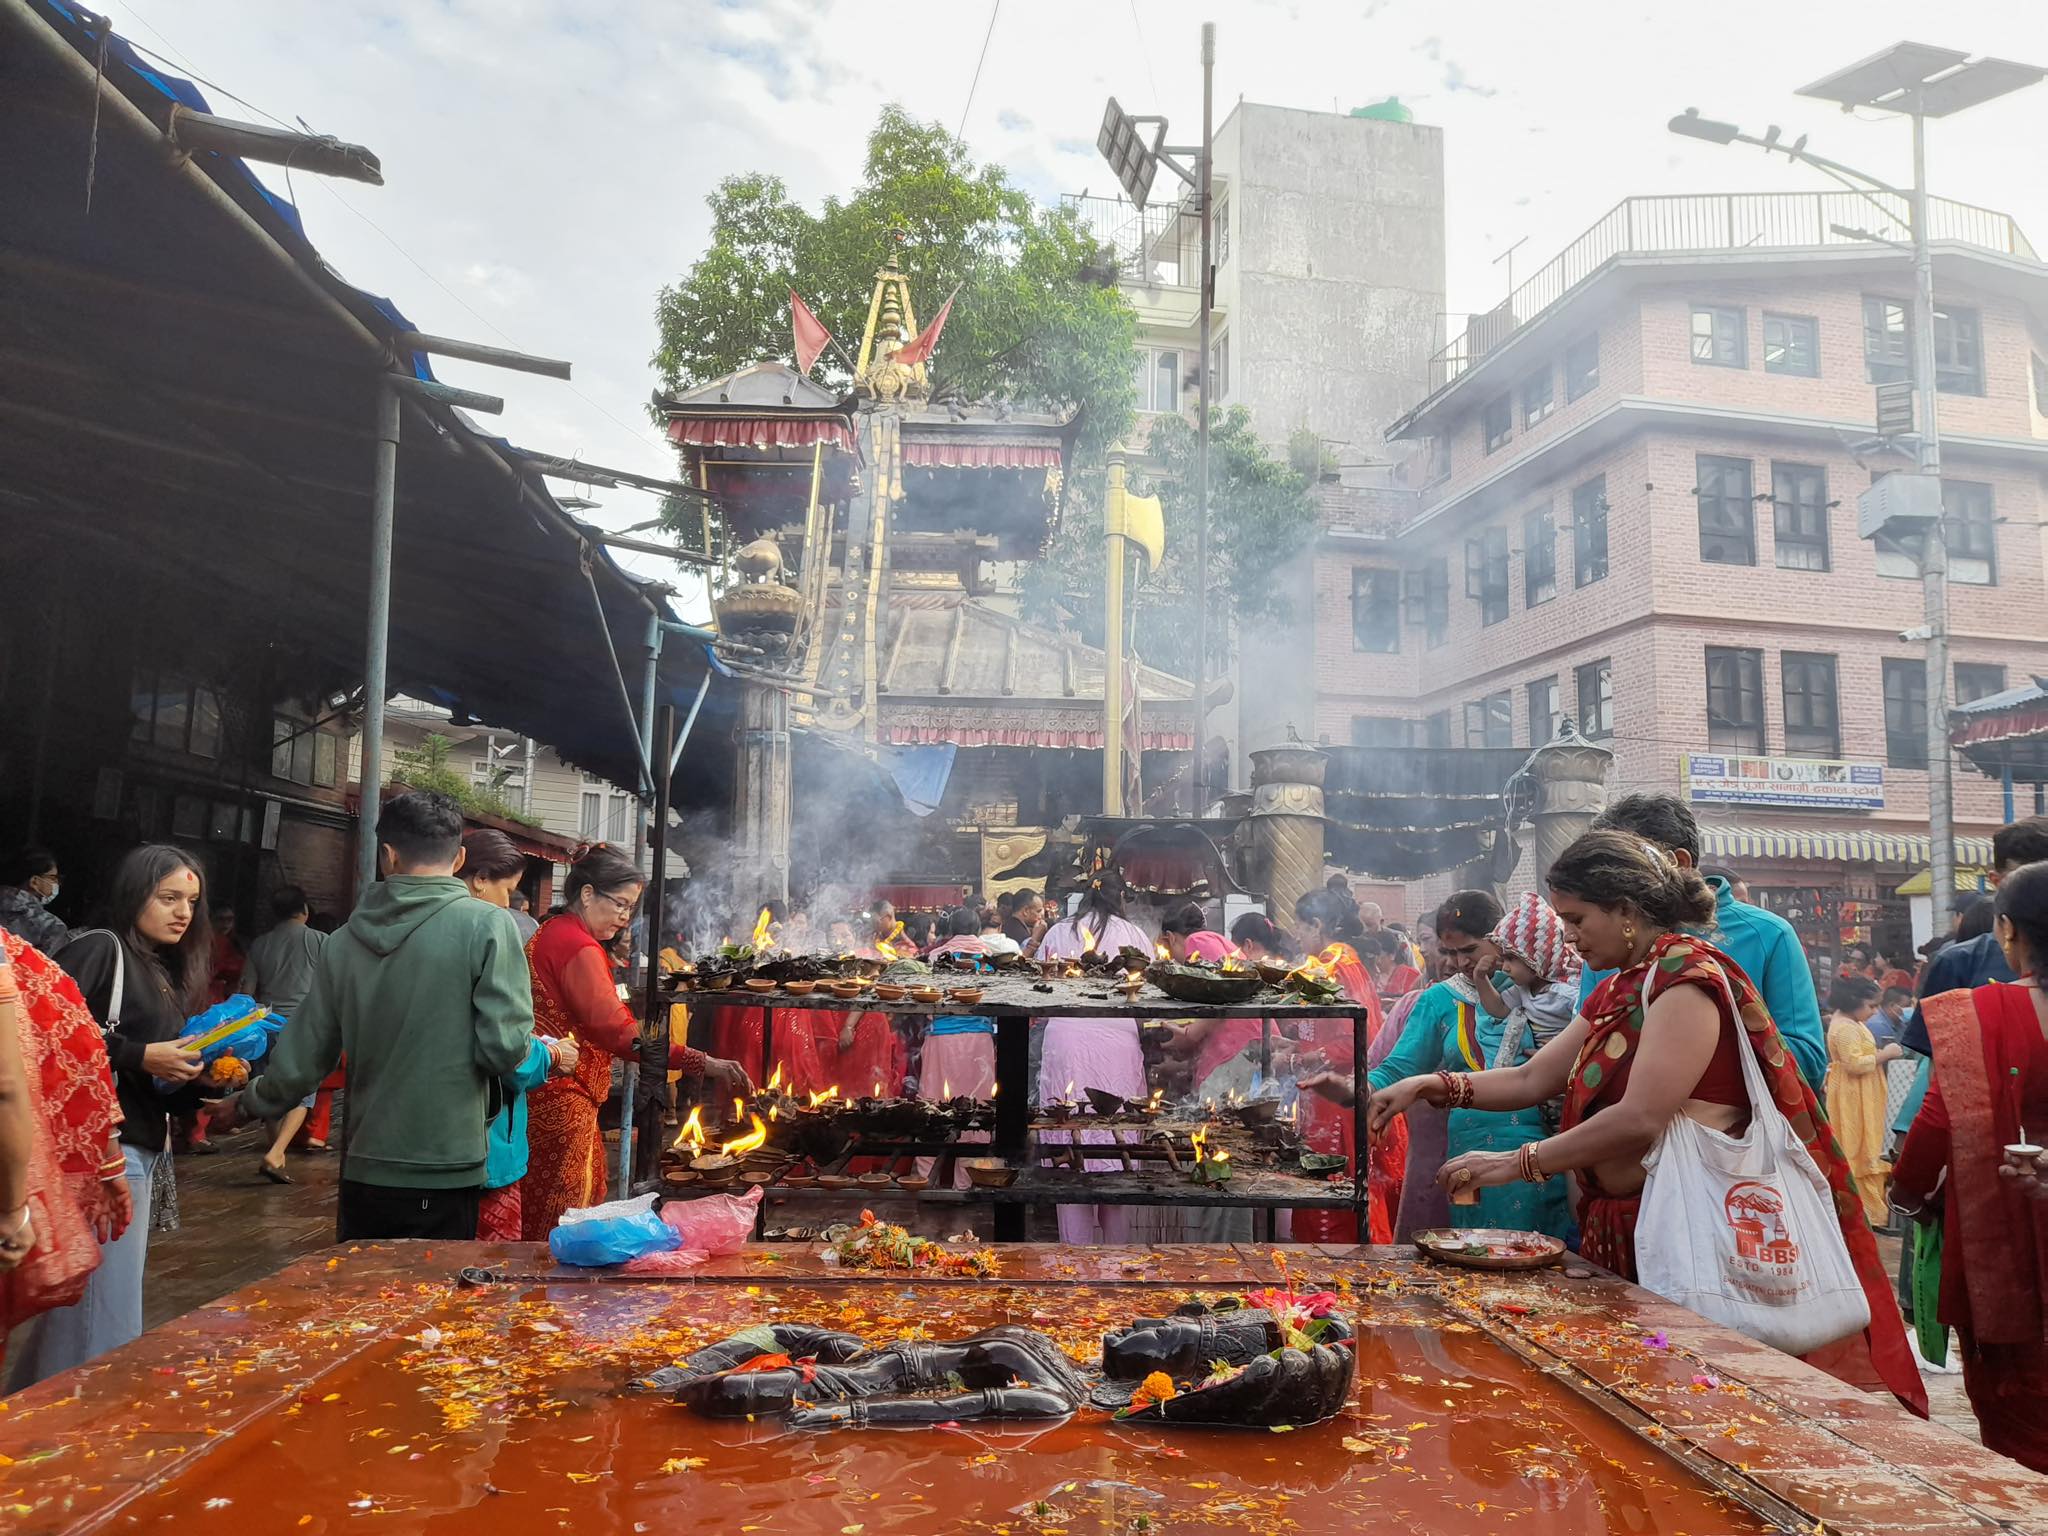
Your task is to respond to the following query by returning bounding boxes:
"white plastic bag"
[1632,964,1869,1357]
[558,1190,659,1227]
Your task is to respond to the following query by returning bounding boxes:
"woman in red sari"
[1371,831,1925,1415]
[0,933,128,1363]
[518,849,752,1239]
[1893,862,2048,1470]
[1291,891,1405,1245]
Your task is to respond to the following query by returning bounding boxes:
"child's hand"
[1470,939,1503,976]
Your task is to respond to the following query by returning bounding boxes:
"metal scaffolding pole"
[355,382,400,896]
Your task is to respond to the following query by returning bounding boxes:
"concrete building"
[1066,100,1447,772]
[1320,189,2048,960]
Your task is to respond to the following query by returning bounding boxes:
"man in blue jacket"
[1576,794,1828,1091]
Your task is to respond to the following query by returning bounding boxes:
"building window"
[1690,304,1745,367]
[1350,716,1414,748]
[1863,296,1910,385]
[1696,454,1756,565]
[1945,479,1997,585]
[1883,658,1928,769]
[1213,193,1229,267]
[1705,647,1765,754]
[313,731,339,789]
[1572,475,1608,586]
[1520,367,1555,427]
[1955,662,2006,704]
[1210,333,1231,400]
[2033,352,2048,414]
[1465,525,1510,626]
[1576,658,1613,739]
[1780,652,1840,758]
[188,687,222,760]
[1137,348,1182,412]
[580,773,633,842]
[1350,568,1400,653]
[1482,395,1512,453]
[1408,558,1451,650]
[1933,305,1982,395]
[1527,676,1559,747]
[1465,691,1513,749]
[1424,711,1452,748]
[1763,313,1818,376]
[1770,461,1829,572]
[1523,505,1557,608]
[1565,332,1599,401]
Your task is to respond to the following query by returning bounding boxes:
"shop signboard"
[1682,753,1885,811]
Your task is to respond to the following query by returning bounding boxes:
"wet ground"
[142,1134,1984,1444]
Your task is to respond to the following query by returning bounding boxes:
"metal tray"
[1413,1228,1566,1272]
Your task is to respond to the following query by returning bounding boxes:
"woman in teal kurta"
[1362,895,1571,1238]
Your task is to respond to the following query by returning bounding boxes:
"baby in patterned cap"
[1474,891,1583,1056]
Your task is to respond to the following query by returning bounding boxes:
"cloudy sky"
[117,0,2046,594]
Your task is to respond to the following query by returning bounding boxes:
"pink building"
[1316,192,2048,957]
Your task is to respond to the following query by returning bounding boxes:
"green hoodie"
[242,875,534,1189]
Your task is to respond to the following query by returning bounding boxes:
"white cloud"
[120,0,2047,517]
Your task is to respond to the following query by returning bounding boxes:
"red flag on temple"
[891,285,959,369]
[790,289,832,376]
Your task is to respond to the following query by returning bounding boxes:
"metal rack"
[682,975,1368,1241]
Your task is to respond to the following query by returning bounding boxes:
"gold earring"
[1622,922,1637,946]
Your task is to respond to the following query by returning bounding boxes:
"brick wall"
[1306,258,2048,856]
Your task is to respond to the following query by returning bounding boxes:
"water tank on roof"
[1350,97,1412,123]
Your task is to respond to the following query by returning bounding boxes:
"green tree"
[651,105,1136,464]
[1017,407,1320,680]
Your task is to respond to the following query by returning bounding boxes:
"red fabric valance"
[902,440,1061,469]
[1953,707,2048,747]
[667,418,853,451]
[887,725,1194,751]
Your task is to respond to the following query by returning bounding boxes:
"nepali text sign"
[1683,754,1885,811]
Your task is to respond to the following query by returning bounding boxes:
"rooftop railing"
[1423,190,2036,399]
[1059,192,1200,288]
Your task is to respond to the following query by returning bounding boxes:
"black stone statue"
[651,1298,1356,1432]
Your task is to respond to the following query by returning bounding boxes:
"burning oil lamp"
[1121,969,1145,999]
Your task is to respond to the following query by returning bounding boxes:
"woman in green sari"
[1307,890,1571,1237]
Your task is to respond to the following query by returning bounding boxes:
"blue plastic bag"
[549,1209,684,1267]
[155,996,283,1094]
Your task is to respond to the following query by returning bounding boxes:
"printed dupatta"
[1562,933,1927,1417]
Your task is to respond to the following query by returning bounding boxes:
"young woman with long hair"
[6,845,208,1388]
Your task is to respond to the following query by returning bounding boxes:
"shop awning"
[1698,824,1995,866]
[1894,866,1995,897]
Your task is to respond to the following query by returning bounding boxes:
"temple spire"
[854,247,928,401]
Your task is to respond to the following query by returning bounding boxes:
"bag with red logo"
[1632,963,1869,1356]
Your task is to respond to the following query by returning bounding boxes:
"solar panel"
[1097,98,1159,211]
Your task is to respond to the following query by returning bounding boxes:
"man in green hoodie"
[216,791,535,1241]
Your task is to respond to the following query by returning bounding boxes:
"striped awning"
[1697,824,1994,866]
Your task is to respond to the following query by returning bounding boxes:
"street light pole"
[1670,43,2045,939]
[1907,105,1957,938]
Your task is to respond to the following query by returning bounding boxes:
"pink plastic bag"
[657,1184,762,1255]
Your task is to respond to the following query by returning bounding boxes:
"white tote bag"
[1632,963,1870,1356]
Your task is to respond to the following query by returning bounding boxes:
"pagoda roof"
[872,597,1194,751]
[656,362,849,417]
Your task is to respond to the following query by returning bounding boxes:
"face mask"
[37,882,58,906]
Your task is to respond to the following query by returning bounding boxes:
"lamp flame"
[732,1097,745,1124]
[672,1104,706,1151]
[767,1062,785,1093]
[806,1085,841,1109]
[942,1079,952,1099]
[875,919,907,962]
[873,1080,882,1098]
[1156,940,1171,962]
[720,1113,768,1156]
[751,906,773,952]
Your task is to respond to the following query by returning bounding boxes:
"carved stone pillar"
[730,678,791,906]
[1246,743,1327,929]
[1522,720,1615,893]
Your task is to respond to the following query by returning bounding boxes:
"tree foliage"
[652,105,1135,463]
[651,107,1316,685]
[391,733,535,827]
[1017,407,1320,680]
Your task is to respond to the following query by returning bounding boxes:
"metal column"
[1190,20,1215,819]
[356,382,401,896]
[1909,106,1955,937]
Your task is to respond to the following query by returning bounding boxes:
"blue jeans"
[2,1142,157,1392]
